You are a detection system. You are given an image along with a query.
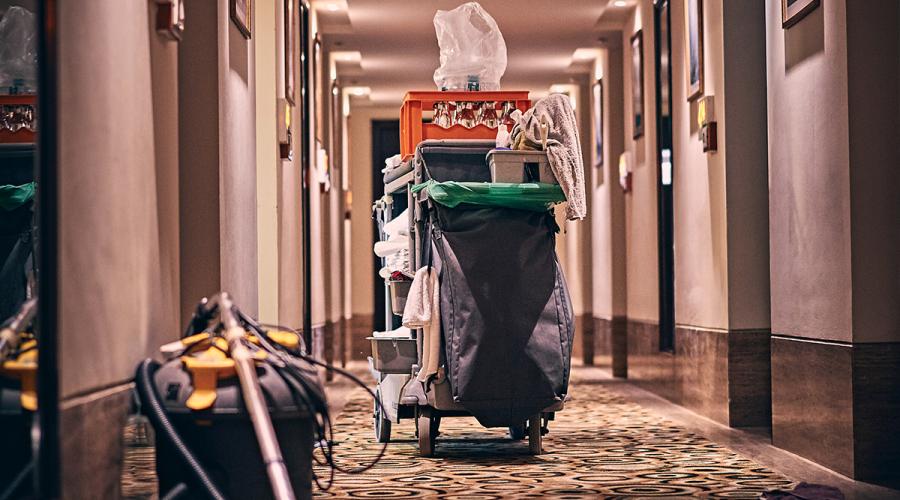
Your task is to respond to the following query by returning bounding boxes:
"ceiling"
[315,0,631,105]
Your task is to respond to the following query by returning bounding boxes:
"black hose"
[0,461,32,500]
[235,309,389,488]
[160,483,190,500]
[134,359,227,500]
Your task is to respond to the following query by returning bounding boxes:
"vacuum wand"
[0,298,37,360]
[214,293,296,500]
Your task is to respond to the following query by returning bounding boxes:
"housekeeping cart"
[369,92,575,457]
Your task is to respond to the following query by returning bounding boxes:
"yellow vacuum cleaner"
[0,298,38,500]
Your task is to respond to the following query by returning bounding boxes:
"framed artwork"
[782,0,820,28]
[330,80,342,187]
[630,30,644,139]
[592,79,603,167]
[284,0,295,105]
[684,0,703,101]
[313,35,323,141]
[230,0,251,39]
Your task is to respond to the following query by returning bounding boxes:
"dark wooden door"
[371,120,400,333]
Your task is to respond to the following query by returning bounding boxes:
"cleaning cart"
[368,91,576,457]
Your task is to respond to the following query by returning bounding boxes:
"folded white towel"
[374,239,407,258]
[383,208,410,238]
[402,266,440,382]
[372,326,412,339]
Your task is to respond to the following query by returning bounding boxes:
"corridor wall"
[178,0,259,324]
[255,0,281,326]
[347,105,401,359]
[621,2,660,335]
[590,47,628,376]
[766,0,900,480]
[56,2,181,496]
[609,0,772,428]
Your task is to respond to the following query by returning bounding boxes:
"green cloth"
[412,180,565,212]
[0,182,35,211]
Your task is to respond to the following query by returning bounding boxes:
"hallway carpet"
[314,367,795,498]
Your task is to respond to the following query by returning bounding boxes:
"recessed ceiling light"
[572,48,599,61]
[332,51,361,63]
[346,86,371,97]
[614,0,628,6]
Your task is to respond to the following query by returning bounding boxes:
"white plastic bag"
[0,6,37,93]
[432,2,507,91]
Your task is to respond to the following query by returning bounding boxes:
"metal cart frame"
[370,142,565,457]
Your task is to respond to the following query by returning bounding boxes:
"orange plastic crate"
[400,90,531,160]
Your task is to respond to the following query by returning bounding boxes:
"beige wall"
[348,105,400,316]
[721,1,770,330]
[280,1,303,328]
[218,0,259,315]
[670,0,728,330]
[845,0,900,343]
[766,0,852,342]
[608,0,769,332]
[767,0,898,343]
[178,0,258,322]
[255,0,280,324]
[278,155,303,327]
[58,0,176,398]
[622,4,659,323]
[150,0,182,343]
[558,80,592,317]
[591,47,628,320]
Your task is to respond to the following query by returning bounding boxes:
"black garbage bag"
[431,204,574,427]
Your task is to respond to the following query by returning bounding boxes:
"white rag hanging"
[510,93,586,220]
[402,266,440,382]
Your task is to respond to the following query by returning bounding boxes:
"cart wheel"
[508,422,527,440]
[430,415,441,439]
[374,390,391,443]
[528,414,542,455]
[417,407,436,457]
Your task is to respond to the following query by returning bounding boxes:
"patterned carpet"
[313,368,795,499]
[122,367,798,498]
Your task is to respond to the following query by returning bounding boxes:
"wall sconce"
[278,98,292,160]
[618,151,632,193]
[155,0,185,41]
[697,95,717,153]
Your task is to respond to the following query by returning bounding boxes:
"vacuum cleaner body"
[0,377,32,497]
[153,355,314,500]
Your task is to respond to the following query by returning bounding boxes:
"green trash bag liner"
[412,180,565,212]
[0,182,35,211]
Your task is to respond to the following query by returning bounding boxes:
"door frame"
[654,0,676,353]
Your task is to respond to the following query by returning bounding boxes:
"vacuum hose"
[134,358,227,500]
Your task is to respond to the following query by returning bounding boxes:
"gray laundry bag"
[429,203,574,428]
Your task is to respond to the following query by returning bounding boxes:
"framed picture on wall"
[782,0,820,28]
[592,79,604,167]
[631,30,644,139]
[685,0,703,101]
[284,0,295,105]
[230,0,251,39]
[313,35,323,141]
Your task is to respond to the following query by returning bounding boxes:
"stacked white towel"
[402,267,440,382]
[375,208,411,278]
[372,326,412,339]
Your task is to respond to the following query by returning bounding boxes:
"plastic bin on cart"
[400,91,531,161]
[388,279,411,315]
[487,149,557,184]
[368,337,417,374]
